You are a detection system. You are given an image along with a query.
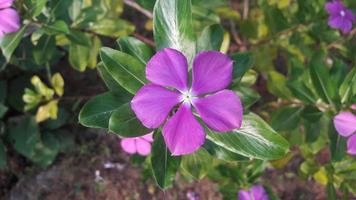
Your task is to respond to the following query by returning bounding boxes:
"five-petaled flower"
[0,0,20,38]
[120,132,153,156]
[325,1,355,34]
[238,185,269,200]
[333,109,356,155]
[131,48,243,156]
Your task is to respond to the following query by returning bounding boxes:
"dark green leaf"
[232,85,260,110]
[207,113,289,160]
[117,37,154,65]
[327,183,337,200]
[153,0,196,62]
[109,103,151,137]
[0,103,8,118]
[0,81,6,103]
[181,148,213,179]
[97,62,127,93]
[100,47,147,94]
[0,26,26,61]
[271,106,302,131]
[203,140,248,162]
[328,120,346,162]
[0,140,6,169]
[151,132,181,189]
[231,52,254,82]
[197,24,224,51]
[67,31,91,46]
[43,20,70,35]
[301,106,323,121]
[339,68,356,104]
[287,81,316,104]
[33,35,56,65]
[79,92,131,129]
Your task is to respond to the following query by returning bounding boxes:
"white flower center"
[181,91,195,104]
[340,10,345,17]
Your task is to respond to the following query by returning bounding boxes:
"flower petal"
[146,48,188,91]
[191,51,233,95]
[0,8,20,34]
[340,20,353,34]
[328,16,343,29]
[136,138,152,156]
[347,134,356,155]
[325,2,344,15]
[120,138,137,154]
[192,90,243,132]
[0,0,13,9]
[333,112,356,137]
[250,185,269,200]
[345,9,356,22]
[163,103,205,156]
[238,190,251,200]
[141,132,154,142]
[131,84,181,129]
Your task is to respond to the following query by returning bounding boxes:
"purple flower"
[333,112,356,155]
[131,48,243,155]
[0,0,20,38]
[325,1,355,33]
[120,132,153,156]
[238,185,269,200]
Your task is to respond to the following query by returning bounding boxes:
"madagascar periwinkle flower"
[238,185,269,200]
[0,0,20,38]
[120,133,153,156]
[131,48,243,155]
[325,1,355,34]
[333,111,356,155]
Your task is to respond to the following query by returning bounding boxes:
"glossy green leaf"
[301,106,323,121]
[231,52,254,82]
[151,132,181,189]
[328,120,346,162]
[97,62,127,93]
[287,81,316,104]
[153,0,196,62]
[207,113,289,160]
[33,35,56,65]
[69,43,89,72]
[309,60,335,106]
[181,148,213,179]
[271,106,302,131]
[89,19,135,38]
[232,85,260,110]
[339,67,356,104]
[203,140,248,162]
[117,37,154,65]
[79,92,131,129]
[67,31,91,46]
[100,47,147,94]
[0,26,26,62]
[197,24,224,52]
[109,103,151,137]
[88,36,102,68]
[43,20,70,35]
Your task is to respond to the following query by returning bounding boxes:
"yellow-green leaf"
[51,73,64,96]
[36,100,59,123]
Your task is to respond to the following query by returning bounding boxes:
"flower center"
[181,91,195,104]
[340,10,346,17]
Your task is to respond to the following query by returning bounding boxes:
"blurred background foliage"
[0,0,355,199]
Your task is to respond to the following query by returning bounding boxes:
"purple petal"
[192,90,243,132]
[131,84,181,129]
[191,51,233,95]
[328,16,344,29]
[250,185,269,200]
[141,132,154,142]
[351,104,356,110]
[0,8,20,35]
[347,134,356,155]
[146,48,188,91]
[136,138,152,156]
[120,138,137,154]
[345,9,356,22]
[325,2,345,15]
[0,0,13,9]
[340,20,353,34]
[238,190,251,200]
[333,112,356,137]
[163,103,205,156]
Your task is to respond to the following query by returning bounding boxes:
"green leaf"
[109,103,151,137]
[300,106,323,121]
[267,71,292,99]
[153,0,196,62]
[287,81,316,104]
[327,183,337,200]
[88,36,102,68]
[100,47,147,94]
[0,140,6,169]
[328,120,346,162]
[203,140,249,162]
[43,20,70,35]
[0,103,8,118]
[232,85,260,110]
[271,106,302,131]
[309,59,335,106]
[28,0,47,17]
[67,31,91,46]
[151,132,181,189]
[33,35,56,65]
[231,52,254,82]
[339,67,356,104]
[69,43,89,72]
[197,24,224,52]
[181,148,213,179]
[97,62,127,93]
[89,19,135,38]
[117,37,154,65]
[0,26,26,62]
[207,113,289,160]
[0,80,6,103]
[79,92,131,129]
